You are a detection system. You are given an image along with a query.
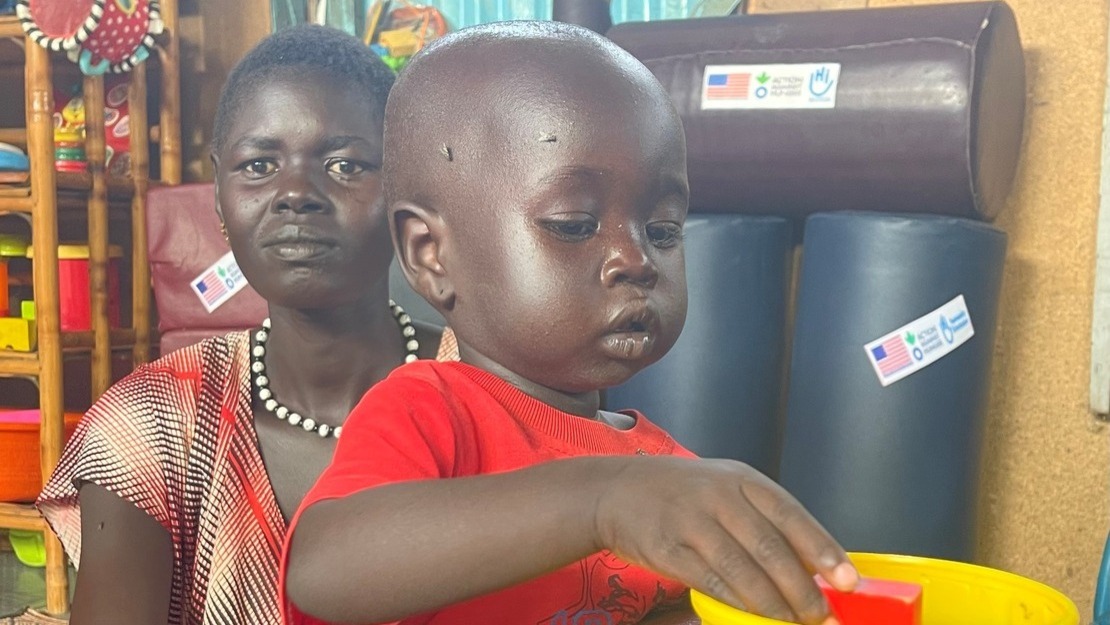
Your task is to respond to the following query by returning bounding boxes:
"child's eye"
[541,216,599,241]
[646,222,684,248]
[240,159,277,178]
[326,158,370,177]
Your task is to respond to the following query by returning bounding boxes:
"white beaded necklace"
[251,300,420,439]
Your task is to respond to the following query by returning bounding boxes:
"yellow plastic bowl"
[692,553,1079,625]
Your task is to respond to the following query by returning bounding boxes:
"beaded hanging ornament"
[251,301,420,439]
[17,0,163,74]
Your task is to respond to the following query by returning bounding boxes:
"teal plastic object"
[0,142,29,171]
[1095,529,1110,624]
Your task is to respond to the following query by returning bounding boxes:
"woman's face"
[213,71,393,310]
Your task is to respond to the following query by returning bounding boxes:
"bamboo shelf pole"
[129,65,152,364]
[158,0,182,184]
[84,75,112,400]
[25,41,70,617]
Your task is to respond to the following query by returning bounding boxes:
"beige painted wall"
[753,0,1110,614]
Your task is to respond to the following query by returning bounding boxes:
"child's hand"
[595,457,858,625]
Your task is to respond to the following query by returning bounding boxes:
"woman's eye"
[241,159,277,178]
[543,217,599,241]
[647,222,684,248]
[326,159,367,177]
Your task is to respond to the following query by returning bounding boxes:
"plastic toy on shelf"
[0,142,29,183]
[363,0,447,72]
[53,84,87,173]
[0,409,83,503]
[52,75,132,176]
[25,243,122,331]
[0,233,28,318]
[16,0,164,74]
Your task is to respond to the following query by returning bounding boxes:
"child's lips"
[602,305,658,360]
[600,332,656,360]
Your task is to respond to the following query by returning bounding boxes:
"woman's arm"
[69,483,173,625]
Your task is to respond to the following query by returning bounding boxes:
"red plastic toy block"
[817,577,923,625]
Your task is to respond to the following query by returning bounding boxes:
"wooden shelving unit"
[0,1,181,615]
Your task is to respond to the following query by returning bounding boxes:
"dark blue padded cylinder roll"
[606,214,791,477]
[780,212,1006,562]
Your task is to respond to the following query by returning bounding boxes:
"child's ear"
[390,201,456,312]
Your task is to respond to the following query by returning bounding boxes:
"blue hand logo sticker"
[940,316,955,344]
[808,66,836,98]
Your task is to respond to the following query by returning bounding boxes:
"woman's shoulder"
[38,330,264,574]
[89,330,251,423]
[143,330,251,376]
[61,329,255,493]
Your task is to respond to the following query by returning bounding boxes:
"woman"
[36,25,454,625]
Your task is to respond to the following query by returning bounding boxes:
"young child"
[283,21,857,625]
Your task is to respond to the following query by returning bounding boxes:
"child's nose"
[272,166,329,214]
[601,234,658,289]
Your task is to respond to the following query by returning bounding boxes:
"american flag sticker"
[871,336,913,379]
[864,295,975,387]
[706,72,752,100]
[191,251,249,313]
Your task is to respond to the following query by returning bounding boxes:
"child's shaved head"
[383,21,678,212]
[386,20,688,399]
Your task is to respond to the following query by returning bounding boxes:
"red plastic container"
[0,233,30,315]
[26,244,121,331]
[0,409,83,503]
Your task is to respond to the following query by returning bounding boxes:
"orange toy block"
[817,576,922,625]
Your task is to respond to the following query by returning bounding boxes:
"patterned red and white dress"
[38,328,459,625]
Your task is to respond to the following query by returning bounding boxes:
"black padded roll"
[780,212,1006,562]
[606,214,790,477]
[607,2,1025,220]
[552,0,612,34]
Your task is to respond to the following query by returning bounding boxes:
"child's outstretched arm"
[286,454,857,625]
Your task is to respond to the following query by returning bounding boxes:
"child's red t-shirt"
[281,360,693,625]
